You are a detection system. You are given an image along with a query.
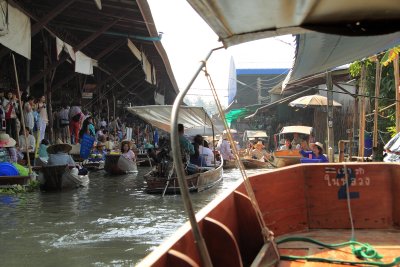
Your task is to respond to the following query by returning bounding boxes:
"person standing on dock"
[36,95,48,142]
[58,105,70,144]
[69,103,83,144]
[3,91,18,140]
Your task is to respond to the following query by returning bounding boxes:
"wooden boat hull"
[136,153,154,167]
[39,165,89,191]
[223,160,237,169]
[272,149,302,167]
[241,158,270,169]
[82,160,105,171]
[0,175,30,188]
[104,154,138,175]
[138,162,400,266]
[144,160,223,194]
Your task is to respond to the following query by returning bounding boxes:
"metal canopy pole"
[170,46,223,267]
[326,72,334,162]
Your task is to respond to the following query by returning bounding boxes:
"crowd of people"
[0,90,160,169]
[244,132,328,163]
[177,123,216,174]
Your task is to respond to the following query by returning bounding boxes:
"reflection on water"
[0,167,262,266]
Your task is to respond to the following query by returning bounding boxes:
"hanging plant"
[380,45,400,67]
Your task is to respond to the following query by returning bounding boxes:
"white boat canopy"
[187,0,400,48]
[280,126,313,135]
[243,130,268,139]
[187,0,400,90]
[126,105,214,133]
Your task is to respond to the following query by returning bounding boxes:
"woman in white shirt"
[199,140,214,166]
[18,127,36,152]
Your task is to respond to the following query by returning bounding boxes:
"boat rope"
[277,163,400,266]
[343,164,355,240]
[277,236,400,266]
[203,64,279,256]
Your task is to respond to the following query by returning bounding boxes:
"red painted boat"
[138,162,400,266]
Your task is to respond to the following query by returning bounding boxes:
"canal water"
[0,167,262,266]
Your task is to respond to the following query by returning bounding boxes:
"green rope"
[277,236,400,266]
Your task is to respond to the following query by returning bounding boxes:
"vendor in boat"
[216,133,234,161]
[18,127,36,153]
[178,123,194,156]
[291,132,301,148]
[190,134,204,166]
[36,139,49,165]
[121,140,136,162]
[280,138,292,150]
[199,140,214,166]
[308,142,329,162]
[47,142,76,166]
[0,132,23,163]
[246,140,255,156]
[251,141,267,161]
[297,138,310,151]
[89,142,107,162]
[104,135,115,151]
[298,138,313,158]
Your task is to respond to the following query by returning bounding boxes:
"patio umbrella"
[289,94,342,108]
[223,129,237,134]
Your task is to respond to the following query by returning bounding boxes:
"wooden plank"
[166,250,199,267]
[203,217,242,267]
[234,191,265,265]
[358,66,366,160]
[305,164,393,228]
[394,54,400,132]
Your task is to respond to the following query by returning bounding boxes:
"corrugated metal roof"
[9,0,178,105]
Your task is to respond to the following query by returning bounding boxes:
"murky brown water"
[0,167,263,266]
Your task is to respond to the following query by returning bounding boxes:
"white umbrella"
[223,129,237,134]
[289,94,342,108]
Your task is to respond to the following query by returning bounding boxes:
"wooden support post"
[26,59,30,95]
[373,61,381,148]
[106,98,110,124]
[113,94,116,119]
[394,54,400,133]
[326,72,334,162]
[358,66,366,161]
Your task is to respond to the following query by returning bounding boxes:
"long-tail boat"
[138,0,400,265]
[126,105,223,195]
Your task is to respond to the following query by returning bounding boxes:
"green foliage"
[349,60,374,78]
[0,179,40,194]
[350,53,397,143]
[349,61,362,77]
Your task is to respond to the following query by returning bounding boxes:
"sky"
[147,0,296,107]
